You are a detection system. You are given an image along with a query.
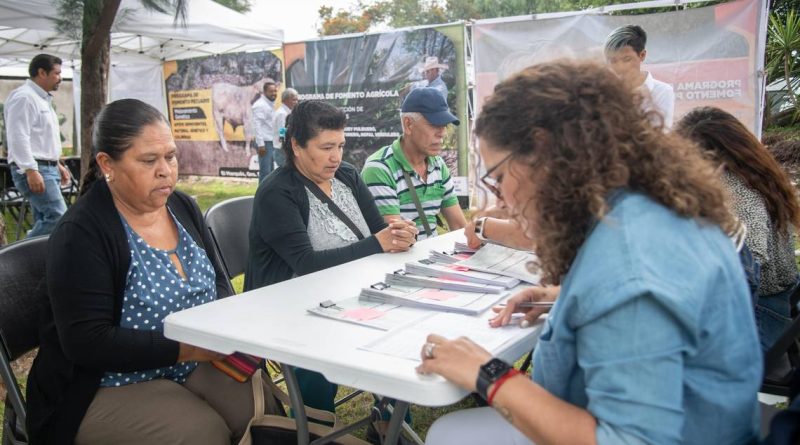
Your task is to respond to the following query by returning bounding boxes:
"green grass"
[175,176,258,213]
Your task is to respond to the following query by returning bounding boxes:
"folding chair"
[0,236,50,445]
[0,163,31,241]
[204,195,254,285]
[60,157,81,206]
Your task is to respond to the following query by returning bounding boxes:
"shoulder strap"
[402,170,433,237]
[299,175,365,240]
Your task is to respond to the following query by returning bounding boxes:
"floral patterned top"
[723,171,798,296]
[305,178,372,250]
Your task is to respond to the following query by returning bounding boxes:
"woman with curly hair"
[676,106,800,351]
[417,61,761,445]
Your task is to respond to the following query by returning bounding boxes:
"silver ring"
[424,342,437,359]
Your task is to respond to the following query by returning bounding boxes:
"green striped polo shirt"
[361,139,459,240]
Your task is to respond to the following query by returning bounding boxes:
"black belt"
[9,159,59,168]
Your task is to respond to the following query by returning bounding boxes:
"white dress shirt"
[4,79,62,171]
[640,71,675,129]
[427,75,448,98]
[251,95,275,147]
[272,104,291,149]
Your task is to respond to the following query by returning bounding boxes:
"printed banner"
[163,50,284,177]
[473,0,767,133]
[284,23,468,178]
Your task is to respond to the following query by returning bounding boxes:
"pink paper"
[418,289,458,301]
[341,308,385,321]
[446,264,470,272]
[454,254,472,260]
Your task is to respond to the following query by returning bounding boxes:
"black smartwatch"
[476,358,513,401]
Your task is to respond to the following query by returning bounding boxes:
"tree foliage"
[316,0,720,36]
[55,0,188,177]
[767,8,800,123]
[212,0,252,13]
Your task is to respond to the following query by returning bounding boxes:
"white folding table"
[164,230,542,445]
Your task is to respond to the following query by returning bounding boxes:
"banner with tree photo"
[163,50,284,177]
[473,0,768,134]
[284,23,468,185]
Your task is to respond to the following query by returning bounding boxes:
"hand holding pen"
[489,286,561,328]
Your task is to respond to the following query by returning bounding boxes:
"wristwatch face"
[477,358,512,399]
[481,358,511,380]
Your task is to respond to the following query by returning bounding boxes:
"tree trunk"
[79,45,109,181]
[79,0,119,183]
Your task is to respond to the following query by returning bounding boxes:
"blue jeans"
[756,277,799,351]
[258,142,275,182]
[11,164,67,238]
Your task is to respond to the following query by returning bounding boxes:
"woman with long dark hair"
[676,106,800,351]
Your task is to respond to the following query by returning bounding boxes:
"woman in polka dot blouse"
[26,99,262,444]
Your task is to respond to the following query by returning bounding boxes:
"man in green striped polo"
[361,87,466,240]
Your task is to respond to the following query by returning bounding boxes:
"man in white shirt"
[5,53,69,237]
[271,88,298,169]
[605,25,675,128]
[251,80,278,182]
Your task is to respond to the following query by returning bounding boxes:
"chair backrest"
[204,196,254,281]
[62,157,81,182]
[0,235,49,443]
[0,236,49,361]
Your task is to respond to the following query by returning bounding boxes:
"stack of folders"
[428,250,473,264]
[454,241,478,254]
[405,258,521,288]
[455,243,540,284]
[385,269,505,294]
[360,281,508,316]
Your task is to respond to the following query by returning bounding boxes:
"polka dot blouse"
[100,212,217,387]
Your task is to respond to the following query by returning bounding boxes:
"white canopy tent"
[0,0,283,149]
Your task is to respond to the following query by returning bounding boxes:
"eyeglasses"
[480,153,513,200]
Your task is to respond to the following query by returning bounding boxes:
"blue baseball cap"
[401,87,460,126]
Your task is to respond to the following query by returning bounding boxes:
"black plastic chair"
[0,236,49,445]
[60,157,81,206]
[203,196,254,283]
[0,163,31,240]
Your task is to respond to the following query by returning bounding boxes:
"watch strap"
[475,217,489,242]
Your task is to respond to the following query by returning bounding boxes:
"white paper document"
[360,312,528,361]
[457,244,540,284]
[307,297,430,330]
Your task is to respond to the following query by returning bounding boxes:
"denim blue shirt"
[532,191,761,445]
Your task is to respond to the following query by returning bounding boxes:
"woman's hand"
[489,286,560,328]
[177,343,225,362]
[375,220,417,253]
[464,220,484,250]
[416,334,492,392]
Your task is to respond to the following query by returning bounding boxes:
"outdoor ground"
[0,175,481,443]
